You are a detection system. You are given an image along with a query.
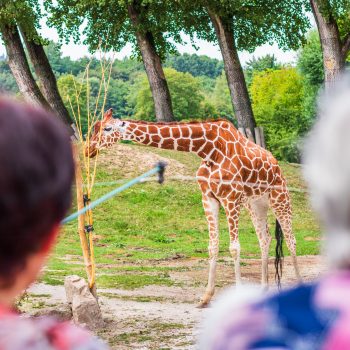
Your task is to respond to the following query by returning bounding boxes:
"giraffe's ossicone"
[86,109,301,307]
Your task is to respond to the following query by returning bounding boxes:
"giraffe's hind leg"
[245,194,271,287]
[270,189,302,282]
[198,193,220,308]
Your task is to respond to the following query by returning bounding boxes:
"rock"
[64,275,104,330]
[64,275,88,305]
[34,304,72,322]
[72,293,104,330]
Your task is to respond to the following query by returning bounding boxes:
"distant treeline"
[0,30,323,162]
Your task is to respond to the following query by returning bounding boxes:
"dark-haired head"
[0,98,74,290]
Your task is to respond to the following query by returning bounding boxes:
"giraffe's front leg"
[222,199,242,285]
[198,193,220,308]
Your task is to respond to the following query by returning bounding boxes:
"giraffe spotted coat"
[86,109,300,306]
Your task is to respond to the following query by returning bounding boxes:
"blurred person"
[0,98,107,349]
[199,75,350,350]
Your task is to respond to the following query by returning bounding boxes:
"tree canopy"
[179,0,310,52]
[128,68,206,121]
[245,54,282,86]
[165,53,224,79]
[297,30,324,87]
[45,0,184,59]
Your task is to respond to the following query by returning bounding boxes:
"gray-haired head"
[303,74,350,269]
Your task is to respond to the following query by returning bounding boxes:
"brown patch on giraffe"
[171,128,180,139]
[218,184,232,197]
[259,168,268,181]
[248,169,259,183]
[148,125,158,134]
[192,139,206,151]
[243,186,254,197]
[267,168,274,183]
[177,139,190,151]
[142,134,151,144]
[181,127,190,138]
[161,128,171,138]
[151,135,162,144]
[197,164,210,177]
[163,139,174,149]
[133,129,143,137]
[138,125,148,133]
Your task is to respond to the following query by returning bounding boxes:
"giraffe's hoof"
[197,297,211,308]
[196,301,210,309]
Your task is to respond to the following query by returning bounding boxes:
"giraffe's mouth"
[85,145,98,158]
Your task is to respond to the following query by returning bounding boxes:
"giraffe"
[86,109,301,307]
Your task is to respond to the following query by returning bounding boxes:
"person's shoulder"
[198,285,267,350]
[0,314,108,350]
[45,319,108,350]
[198,283,321,350]
[257,281,316,312]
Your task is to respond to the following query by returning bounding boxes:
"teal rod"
[62,165,163,225]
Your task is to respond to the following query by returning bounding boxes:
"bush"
[251,68,307,161]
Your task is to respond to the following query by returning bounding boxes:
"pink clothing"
[0,305,108,350]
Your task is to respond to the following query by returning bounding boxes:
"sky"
[0,17,315,67]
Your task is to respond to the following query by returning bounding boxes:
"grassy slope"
[43,144,320,289]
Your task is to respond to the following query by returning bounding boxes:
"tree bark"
[20,27,74,128]
[128,1,174,122]
[0,24,48,108]
[208,10,256,133]
[310,0,346,88]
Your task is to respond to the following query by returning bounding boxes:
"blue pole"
[62,165,162,225]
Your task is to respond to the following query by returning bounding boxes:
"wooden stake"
[245,128,255,142]
[238,127,247,137]
[73,144,95,293]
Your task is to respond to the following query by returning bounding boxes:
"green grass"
[45,144,320,289]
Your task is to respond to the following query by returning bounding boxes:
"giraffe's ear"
[103,108,113,120]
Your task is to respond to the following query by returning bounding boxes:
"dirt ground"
[24,255,327,350]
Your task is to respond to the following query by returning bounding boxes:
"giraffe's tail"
[274,219,284,289]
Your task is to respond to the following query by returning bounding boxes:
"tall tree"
[127,1,173,121]
[0,1,74,129]
[179,0,310,135]
[309,0,350,87]
[46,0,180,122]
[208,10,256,132]
[20,27,74,126]
[0,24,48,108]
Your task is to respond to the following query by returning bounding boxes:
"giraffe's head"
[85,108,126,158]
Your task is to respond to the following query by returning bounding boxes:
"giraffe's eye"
[104,126,112,132]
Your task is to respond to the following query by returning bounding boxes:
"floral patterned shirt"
[200,271,350,350]
[0,305,108,350]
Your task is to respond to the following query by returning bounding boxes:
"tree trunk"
[128,1,174,122]
[0,24,48,108]
[310,0,345,88]
[208,10,256,133]
[20,27,74,129]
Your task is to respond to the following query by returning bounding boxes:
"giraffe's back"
[204,122,287,201]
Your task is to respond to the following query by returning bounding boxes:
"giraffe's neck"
[121,120,225,160]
